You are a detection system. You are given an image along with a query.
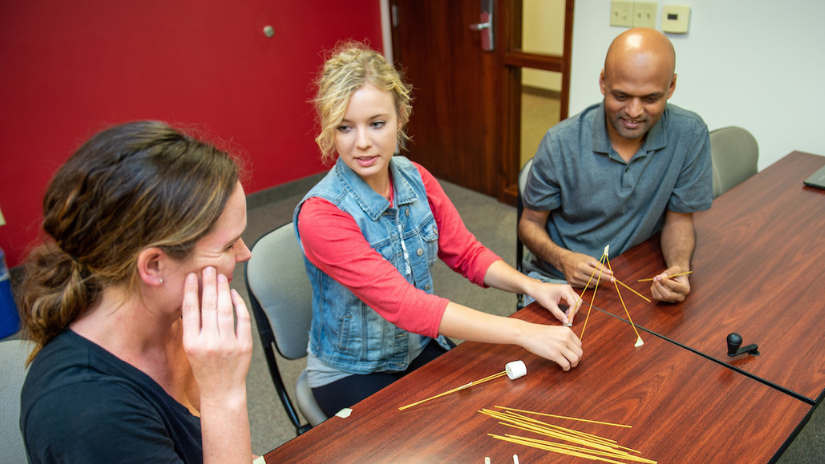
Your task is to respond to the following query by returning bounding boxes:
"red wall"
[0,0,382,267]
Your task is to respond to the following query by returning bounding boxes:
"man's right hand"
[559,250,613,288]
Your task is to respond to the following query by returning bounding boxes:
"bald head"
[604,28,676,84]
[599,28,678,146]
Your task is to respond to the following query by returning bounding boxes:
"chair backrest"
[245,222,312,360]
[1,339,33,464]
[516,158,534,272]
[709,126,759,198]
[515,159,534,309]
[518,158,534,197]
[245,221,317,434]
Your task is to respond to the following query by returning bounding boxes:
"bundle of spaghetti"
[479,408,656,463]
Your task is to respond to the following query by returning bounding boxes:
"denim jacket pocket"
[419,216,439,266]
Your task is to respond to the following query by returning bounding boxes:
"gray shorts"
[524,271,568,306]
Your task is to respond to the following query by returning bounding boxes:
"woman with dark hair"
[19,121,255,463]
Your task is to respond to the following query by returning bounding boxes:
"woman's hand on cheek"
[181,267,253,405]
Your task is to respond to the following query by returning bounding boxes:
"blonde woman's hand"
[519,323,583,371]
[528,282,583,326]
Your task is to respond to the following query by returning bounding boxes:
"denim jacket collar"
[334,156,420,221]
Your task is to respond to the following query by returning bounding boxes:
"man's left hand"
[650,266,690,302]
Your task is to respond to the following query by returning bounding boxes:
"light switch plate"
[662,5,690,33]
[610,1,634,27]
[633,2,657,28]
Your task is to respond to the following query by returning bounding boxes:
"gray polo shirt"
[523,102,713,280]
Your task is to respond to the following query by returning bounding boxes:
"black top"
[20,330,202,463]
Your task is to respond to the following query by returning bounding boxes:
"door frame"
[500,0,575,205]
[384,0,575,205]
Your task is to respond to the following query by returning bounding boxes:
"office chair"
[516,158,535,309]
[1,339,33,463]
[709,126,759,198]
[245,222,326,436]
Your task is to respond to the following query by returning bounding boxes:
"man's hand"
[560,250,613,288]
[650,265,690,302]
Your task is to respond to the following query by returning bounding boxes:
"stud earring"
[159,278,164,284]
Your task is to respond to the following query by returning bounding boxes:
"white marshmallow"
[505,360,527,380]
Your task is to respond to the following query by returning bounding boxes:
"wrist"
[670,262,690,273]
[502,319,529,346]
[200,389,248,413]
[520,277,541,299]
[551,248,571,270]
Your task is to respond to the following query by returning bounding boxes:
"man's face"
[600,66,676,141]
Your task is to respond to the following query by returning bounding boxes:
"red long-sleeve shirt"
[297,162,501,339]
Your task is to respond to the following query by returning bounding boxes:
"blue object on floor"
[0,248,20,339]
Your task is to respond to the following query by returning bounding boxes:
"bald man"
[519,28,712,303]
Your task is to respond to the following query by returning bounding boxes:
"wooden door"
[389,0,506,198]
[390,0,574,204]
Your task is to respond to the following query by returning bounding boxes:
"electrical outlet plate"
[662,5,690,33]
[610,1,634,27]
[633,2,657,28]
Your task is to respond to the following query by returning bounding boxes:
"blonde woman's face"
[334,84,401,194]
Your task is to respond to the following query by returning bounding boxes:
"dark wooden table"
[586,151,825,404]
[264,307,810,463]
[264,151,823,463]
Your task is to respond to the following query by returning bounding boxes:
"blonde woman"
[294,43,584,417]
[19,121,255,463]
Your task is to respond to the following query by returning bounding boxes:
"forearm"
[482,259,543,295]
[438,301,530,344]
[518,211,568,270]
[438,301,583,370]
[660,211,695,271]
[200,393,253,464]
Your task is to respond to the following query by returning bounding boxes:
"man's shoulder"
[544,102,601,142]
[665,103,708,130]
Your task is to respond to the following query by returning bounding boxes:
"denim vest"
[293,156,450,374]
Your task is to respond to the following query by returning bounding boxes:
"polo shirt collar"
[591,103,612,155]
[591,102,669,158]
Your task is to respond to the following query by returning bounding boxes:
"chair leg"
[262,346,307,435]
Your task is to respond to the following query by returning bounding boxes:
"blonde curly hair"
[313,42,413,164]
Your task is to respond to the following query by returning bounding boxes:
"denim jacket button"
[424,284,431,291]
[416,248,424,256]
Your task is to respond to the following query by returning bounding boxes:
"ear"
[667,73,677,99]
[136,247,167,286]
[599,69,607,96]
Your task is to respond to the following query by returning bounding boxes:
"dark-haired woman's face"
[183,182,251,283]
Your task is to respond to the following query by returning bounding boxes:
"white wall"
[570,0,825,170]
